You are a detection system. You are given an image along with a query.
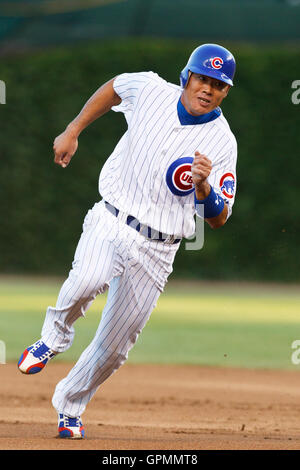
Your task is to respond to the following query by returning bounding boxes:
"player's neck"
[177,97,220,125]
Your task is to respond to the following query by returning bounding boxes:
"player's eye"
[195,75,225,90]
[214,81,225,90]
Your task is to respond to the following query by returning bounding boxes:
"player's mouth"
[197,96,211,107]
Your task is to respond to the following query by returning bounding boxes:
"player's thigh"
[94,270,161,354]
[66,208,123,298]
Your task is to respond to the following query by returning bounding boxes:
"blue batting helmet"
[180,44,236,88]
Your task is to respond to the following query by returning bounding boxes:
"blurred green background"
[0,0,299,368]
[2,276,300,369]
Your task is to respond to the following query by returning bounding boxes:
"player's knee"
[98,345,128,370]
[101,331,141,364]
[70,273,109,302]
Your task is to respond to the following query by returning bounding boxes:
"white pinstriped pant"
[41,200,179,417]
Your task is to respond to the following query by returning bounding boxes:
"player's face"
[181,73,230,115]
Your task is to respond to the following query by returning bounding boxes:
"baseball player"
[18,44,237,439]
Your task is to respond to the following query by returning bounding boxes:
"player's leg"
[52,261,161,417]
[18,202,124,373]
[41,203,124,353]
[51,234,178,418]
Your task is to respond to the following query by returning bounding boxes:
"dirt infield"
[1,363,300,450]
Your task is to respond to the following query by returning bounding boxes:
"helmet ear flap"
[186,71,192,88]
[180,69,192,88]
[180,67,187,88]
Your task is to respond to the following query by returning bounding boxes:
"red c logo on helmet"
[211,57,223,69]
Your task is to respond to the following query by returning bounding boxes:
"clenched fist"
[191,151,212,199]
[53,128,78,168]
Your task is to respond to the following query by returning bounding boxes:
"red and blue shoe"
[18,339,56,374]
[58,413,85,439]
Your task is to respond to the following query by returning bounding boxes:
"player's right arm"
[53,78,121,168]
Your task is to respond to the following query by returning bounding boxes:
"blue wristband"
[194,185,225,219]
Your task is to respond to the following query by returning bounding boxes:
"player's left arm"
[191,151,229,229]
[53,78,121,168]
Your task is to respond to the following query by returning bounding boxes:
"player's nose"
[201,82,213,95]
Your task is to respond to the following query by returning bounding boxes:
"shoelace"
[64,416,80,427]
[39,350,55,361]
[31,341,55,361]
[31,341,43,353]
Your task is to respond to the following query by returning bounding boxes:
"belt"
[104,201,181,244]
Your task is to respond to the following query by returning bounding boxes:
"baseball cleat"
[18,339,56,374]
[58,413,85,439]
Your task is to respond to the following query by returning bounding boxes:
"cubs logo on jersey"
[220,172,235,199]
[166,156,195,197]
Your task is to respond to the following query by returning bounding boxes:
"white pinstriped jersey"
[99,72,237,238]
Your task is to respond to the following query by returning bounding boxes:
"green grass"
[1,276,300,370]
